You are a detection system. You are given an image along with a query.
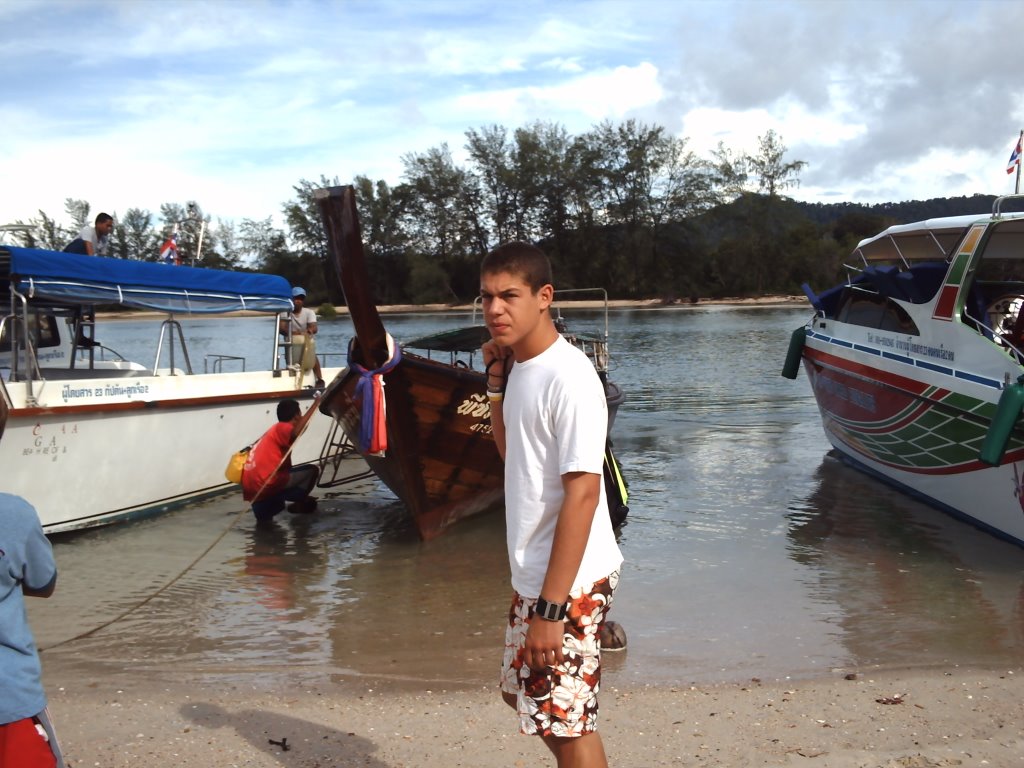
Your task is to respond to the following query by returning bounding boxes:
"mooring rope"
[39,405,319,653]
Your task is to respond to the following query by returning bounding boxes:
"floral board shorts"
[500,570,619,737]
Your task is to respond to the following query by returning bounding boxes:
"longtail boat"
[315,185,627,540]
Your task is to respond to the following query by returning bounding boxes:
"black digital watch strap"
[535,596,568,622]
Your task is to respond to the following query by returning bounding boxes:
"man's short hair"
[95,213,113,226]
[277,399,301,422]
[481,241,553,293]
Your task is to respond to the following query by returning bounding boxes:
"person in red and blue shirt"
[241,399,320,525]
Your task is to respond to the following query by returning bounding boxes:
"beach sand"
[45,660,1024,767]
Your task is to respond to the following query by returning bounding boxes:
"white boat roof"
[854,212,1024,263]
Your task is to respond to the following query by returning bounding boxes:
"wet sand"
[45,661,1024,767]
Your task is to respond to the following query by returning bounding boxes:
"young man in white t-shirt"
[481,241,623,768]
[278,286,324,388]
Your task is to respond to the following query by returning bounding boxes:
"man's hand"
[524,613,566,670]
[482,340,514,390]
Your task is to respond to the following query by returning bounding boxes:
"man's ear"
[537,283,554,309]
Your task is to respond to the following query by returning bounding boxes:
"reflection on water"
[788,454,1024,667]
[26,306,1024,689]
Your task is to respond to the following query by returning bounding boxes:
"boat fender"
[979,374,1024,466]
[781,326,807,380]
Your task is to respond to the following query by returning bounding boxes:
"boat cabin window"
[836,291,919,335]
[967,219,1024,341]
[0,311,61,351]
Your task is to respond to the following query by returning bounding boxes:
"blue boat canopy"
[1,246,293,314]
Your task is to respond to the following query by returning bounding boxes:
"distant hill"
[791,194,1008,226]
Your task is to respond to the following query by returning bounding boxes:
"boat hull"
[1,367,345,533]
[802,337,1024,545]
[322,352,504,539]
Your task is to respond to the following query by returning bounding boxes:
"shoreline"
[44,662,1024,767]
[95,294,809,321]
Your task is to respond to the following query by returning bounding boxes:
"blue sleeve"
[12,498,56,591]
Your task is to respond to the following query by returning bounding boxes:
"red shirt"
[241,422,295,501]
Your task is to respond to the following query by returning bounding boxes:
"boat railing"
[276,349,346,371]
[4,292,45,405]
[993,193,1024,218]
[74,343,128,364]
[153,316,193,375]
[205,353,247,374]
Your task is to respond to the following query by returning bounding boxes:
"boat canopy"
[405,325,491,353]
[0,246,293,314]
[853,215,987,264]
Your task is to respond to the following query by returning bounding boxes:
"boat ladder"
[316,420,376,488]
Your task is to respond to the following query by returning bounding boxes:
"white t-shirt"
[79,224,108,255]
[502,334,623,596]
[283,307,317,335]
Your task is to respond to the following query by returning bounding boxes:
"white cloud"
[3,0,1024,236]
[449,62,663,125]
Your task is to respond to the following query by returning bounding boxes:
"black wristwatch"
[535,596,568,622]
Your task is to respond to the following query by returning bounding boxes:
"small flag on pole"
[1008,134,1022,175]
[160,232,179,265]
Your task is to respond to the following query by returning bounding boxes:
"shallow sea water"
[26,306,1024,690]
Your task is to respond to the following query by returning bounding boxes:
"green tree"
[465,124,519,244]
[352,175,412,305]
[64,198,90,230]
[573,119,719,295]
[27,210,68,250]
[710,141,749,200]
[205,219,245,271]
[400,143,485,300]
[113,207,159,261]
[283,175,344,304]
[747,129,807,199]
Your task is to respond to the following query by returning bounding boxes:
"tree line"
[8,119,967,306]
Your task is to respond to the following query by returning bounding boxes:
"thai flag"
[160,233,178,265]
[1008,135,1022,175]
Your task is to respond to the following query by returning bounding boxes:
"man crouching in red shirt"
[242,399,320,525]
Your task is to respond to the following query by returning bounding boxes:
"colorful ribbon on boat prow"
[347,333,402,456]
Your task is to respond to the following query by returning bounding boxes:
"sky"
[2,0,1023,234]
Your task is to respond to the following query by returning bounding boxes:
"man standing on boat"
[242,399,320,526]
[279,287,325,389]
[481,242,623,768]
[0,494,65,768]
[62,213,113,256]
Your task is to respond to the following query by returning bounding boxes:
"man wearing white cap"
[279,286,324,389]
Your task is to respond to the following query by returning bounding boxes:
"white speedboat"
[0,244,352,533]
[784,194,1024,546]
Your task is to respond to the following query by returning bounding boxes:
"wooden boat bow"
[315,185,390,369]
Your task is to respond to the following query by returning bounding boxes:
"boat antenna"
[186,202,206,265]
